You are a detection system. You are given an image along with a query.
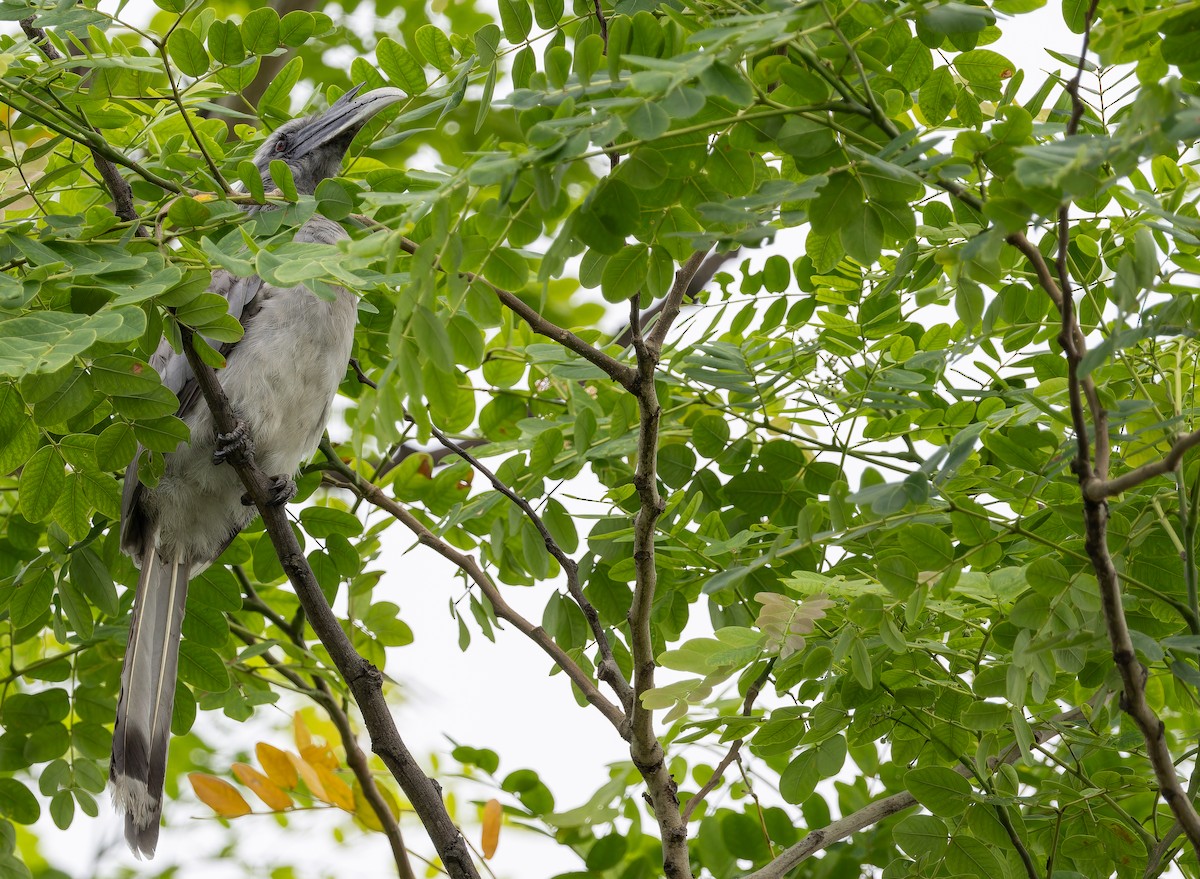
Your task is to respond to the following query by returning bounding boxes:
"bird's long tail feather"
[109,548,190,859]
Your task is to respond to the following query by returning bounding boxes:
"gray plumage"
[111,85,404,858]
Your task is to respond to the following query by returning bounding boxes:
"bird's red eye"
[275,140,286,152]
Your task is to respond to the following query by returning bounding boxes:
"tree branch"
[421,425,634,712]
[1027,1,1200,861]
[681,660,773,822]
[624,250,712,879]
[741,703,1093,879]
[613,248,730,350]
[645,250,710,354]
[174,324,480,879]
[391,235,637,390]
[19,15,149,235]
[230,625,417,878]
[316,440,628,734]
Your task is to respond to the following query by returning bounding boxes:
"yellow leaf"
[256,742,299,789]
[189,773,252,818]
[315,765,356,811]
[287,750,326,800]
[481,798,502,859]
[294,711,313,752]
[232,762,293,811]
[352,781,401,832]
[301,742,339,770]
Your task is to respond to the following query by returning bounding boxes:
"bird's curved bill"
[290,85,407,160]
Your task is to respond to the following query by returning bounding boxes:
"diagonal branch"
[681,660,774,822]
[422,424,634,712]
[645,250,711,355]
[316,440,628,734]
[231,625,417,879]
[174,323,480,879]
[390,234,638,391]
[19,15,149,235]
[741,703,1094,879]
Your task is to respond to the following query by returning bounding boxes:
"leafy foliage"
[1,0,1200,876]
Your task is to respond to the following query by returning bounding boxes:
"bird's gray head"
[252,84,405,195]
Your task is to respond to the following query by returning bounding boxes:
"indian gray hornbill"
[110,84,404,858]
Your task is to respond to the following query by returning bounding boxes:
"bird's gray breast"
[142,216,358,564]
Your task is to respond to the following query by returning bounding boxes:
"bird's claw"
[213,421,253,466]
[241,475,296,507]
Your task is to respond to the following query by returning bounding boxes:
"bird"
[110,84,404,858]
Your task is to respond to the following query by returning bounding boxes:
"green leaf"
[177,642,230,692]
[279,10,316,47]
[810,173,865,235]
[0,387,37,475]
[905,766,972,817]
[57,578,93,640]
[954,49,1014,87]
[499,0,533,43]
[300,506,363,538]
[241,7,281,54]
[70,548,119,617]
[600,244,650,303]
[894,814,949,859]
[533,0,564,29]
[919,66,956,126]
[480,247,530,291]
[415,25,455,72]
[19,446,64,523]
[0,780,39,825]
[259,56,304,116]
[377,38,427,95]
[840,204,884,264]
[133,416,190,452]
[167,28,209,77]
[207,20,245,65]
[898,523,955,570]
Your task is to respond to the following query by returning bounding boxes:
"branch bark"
[19,15,149,235]
[317,440,628,734]
[1019,1,1200,861]
[740,703,1093,879]
[174,325,480,879]
[422,425,634,712]
[626,253,709,879]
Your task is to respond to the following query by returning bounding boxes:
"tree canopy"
[2,0,1200,876]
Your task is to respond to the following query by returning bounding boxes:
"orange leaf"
[232,763,293,811]
[315,765,356,811]
[301,742,339,770]
[287,751,326,800]
[256,743,299,789]
[294,711,313,752]
[481,798,502,860]
[189,773,252,818]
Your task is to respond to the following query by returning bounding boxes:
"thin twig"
[681,661,773,822]
[316,439,628,734]
[19,15,149,235]
[389,235,637,390]
[421,426,634,712]
[742,704,1092,879]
